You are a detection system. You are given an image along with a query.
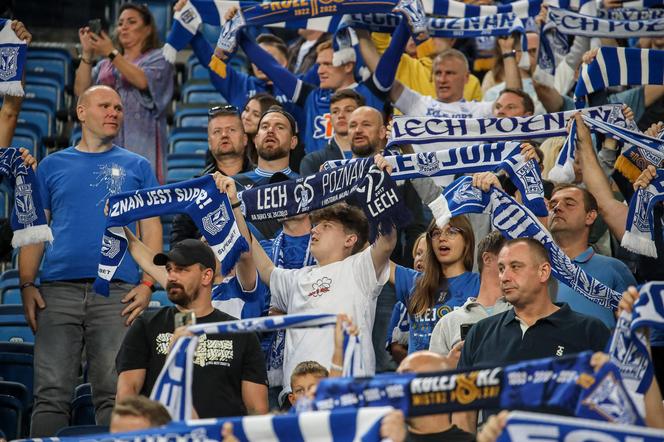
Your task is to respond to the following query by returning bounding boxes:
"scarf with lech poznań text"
[607,281,664,421]
[315,351,642,425]
[432,176,623,309]
[93,175,248,296]
[0,147,52,247]
[324,142,548,218]
[151,313,365,421]
[0,19,27,96]
[621,169,664,257]
[238,161,411,242]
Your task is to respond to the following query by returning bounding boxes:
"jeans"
[30,281,134,437]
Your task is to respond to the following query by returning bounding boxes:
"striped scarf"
[423,0,595,19]
[574,47,664,108]
[434,176,623,309]
[622,169,664,257]
[151,313,364,420]
[0,19,27,97]
[598,7,664,20]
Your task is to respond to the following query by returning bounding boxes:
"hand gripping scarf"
[622,169,664,257]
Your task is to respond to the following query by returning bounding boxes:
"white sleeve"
[429,314,453,355]
[352,247,389,299]
[269,267,296,312]
[394,86,431,116]
[472,100,495,117]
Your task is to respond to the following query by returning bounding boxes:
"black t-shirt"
[116,307,267,418]
[406,425,475,442]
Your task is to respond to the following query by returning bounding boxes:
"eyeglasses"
[208,104,239,120]
[429,226,463,240]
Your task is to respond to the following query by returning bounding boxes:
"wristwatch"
[502,50,517,59]
[108,49,120,61]
[20,282,37,291]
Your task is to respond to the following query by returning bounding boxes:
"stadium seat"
[0,352,34,406]
[26,48,73,87]
[11,122,42,158]
[150,290,172,308]
[0,269,19,286]
[0,341,34,355]
[56,425,109,437]
[25,72,63,111]
[0,305,33,343]
[70,394,96,426]
[74,383,91,400]
[70,124,82,147]
[143,0,172,44]
[174,103,213,128]
[1,288,21,305]
[0,394,23,440]
[167,127,207,154]
[181,79,224,104]
[19,98,55,138]
[0,381,31,436]
[167,153,206,170]
[166,168,199,184]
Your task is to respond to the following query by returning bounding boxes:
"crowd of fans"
[2,0,664,439]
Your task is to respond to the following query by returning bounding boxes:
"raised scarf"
[0,19,27,96]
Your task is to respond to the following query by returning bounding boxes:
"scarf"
[21,407,393,442]
[425,0,595,19]
[316,351,641,424]
[433,176,623,309]
[497,411,663,442]
[0,19,27,97]
[574,47,664,108]
[548,6,664,38]
[151,313,365,420]
[607,282,664,420]
[93,175,248,296]
[0,147,53,247]
[622,170,664,257]
[239,161,411,242]
[325,143,547,217]
[598,7,664,20]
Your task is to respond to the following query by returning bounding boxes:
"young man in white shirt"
[214,159,397,395]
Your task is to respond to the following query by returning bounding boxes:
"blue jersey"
[38,146,158,283]
[395,265,480,353]
[211,274,269,319]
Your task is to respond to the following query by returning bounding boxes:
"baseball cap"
[153,239,217,270]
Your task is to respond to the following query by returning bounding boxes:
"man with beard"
[115,239,268,418]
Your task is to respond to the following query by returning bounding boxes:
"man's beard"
[166,282,198,307]
[258,144,289,161]
[350,141,376,158]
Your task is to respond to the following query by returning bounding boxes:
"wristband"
[330,362,343,372]
[502,50,517,59]
[20,282,37,291]
[141,280,157,293]
[231,200,242,209]
[108,49,119,61]
[79,56,92,65]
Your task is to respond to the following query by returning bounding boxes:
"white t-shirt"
[270,246,389,393]
[394,86,494,119]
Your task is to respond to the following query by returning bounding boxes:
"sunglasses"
[208,104,239,120]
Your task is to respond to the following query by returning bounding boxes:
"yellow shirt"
[372,33,483,102]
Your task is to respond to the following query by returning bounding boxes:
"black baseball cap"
[153,239,217,270]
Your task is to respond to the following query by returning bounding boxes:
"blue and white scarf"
[497,411,663,442]
[93,175,248,296]
[0,19,27,97]
[622,170,664,257]
[0,147,52,247]
[424,0,595,19]
[575,47,664,108]
[151,313,364,421]
[608,282,664,420]
[325,142,548,217]
[22,407,393,442]
[598,7,664,20]
[316,351,641,424]
[434,176,623,309]
[239,161,411,242]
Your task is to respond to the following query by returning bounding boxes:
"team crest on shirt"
[415,152,440,176]
[101,234,121,258]
[0,46,18,81]
[307,277,332,298]
[202,204,229,235]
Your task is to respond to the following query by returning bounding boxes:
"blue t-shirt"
[38,146,158,283]
[556,247,636,328]
[395,265,480,352]
[211,274,269,320]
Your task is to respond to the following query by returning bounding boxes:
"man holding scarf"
[19,85,163,436]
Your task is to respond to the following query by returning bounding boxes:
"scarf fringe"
[0,81,24,97]
[11,224,53,248]
[621,231,658,258]
[332,47,356,66]
[428,193,452,228]
[548,160,576,184]
[162,43,178,64]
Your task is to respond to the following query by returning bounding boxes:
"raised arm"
[213,173,275,285]
[497,35,523,91]
[371,155,399,279]
[0,21,31,146]
[123,225,167,287]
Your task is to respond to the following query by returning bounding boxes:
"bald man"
[349,106,387,158]
[20,85,162,436]
[380,351,475,442]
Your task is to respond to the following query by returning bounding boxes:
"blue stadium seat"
[0,269,19,286]
[166,168,199,184]
[167,127,207,154]
[150,290,172,308]
[11,122,42,157]
[0,380,31,436]
[0,305,33,343]
[143,0,172,44]
[0,394,23,440]
[167,153,206,170]
[0,352,34,407]
[181,80,224,104]
[70,124,82,147]
[70,394,95,426]
[0,341,33,355]
[19,98,55,138]
[56,425,109,437]
[174,104,211,128]
[25,72,63,111]
[1,288,21,305]
[26,48,73,86]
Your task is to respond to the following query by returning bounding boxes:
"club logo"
[307,277,332,298]
[101,235,121,259]
[452,180,482,204]
[415,151,440,176]
[515,160,544,196]
[14,175,37,225]
[0,47,19,81]
[202,204,229,235]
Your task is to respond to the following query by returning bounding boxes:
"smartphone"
[174,310,196,329]
[460,323,473,340]
[88,19,102,35]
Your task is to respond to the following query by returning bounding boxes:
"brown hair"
[498,88,535,115]
[117,3,159,54]
[112,396,172,427]
[330,89,365,107]
[257,34,288,59]
[551,183,599,212]
[316,38,334,54]
[310,203,369,255]
[476,231,505,274]
[503,238,550,266]
[244,93,281,163]
[411,232,427,260]
[408,216,475,316]
[290,361,329,386]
